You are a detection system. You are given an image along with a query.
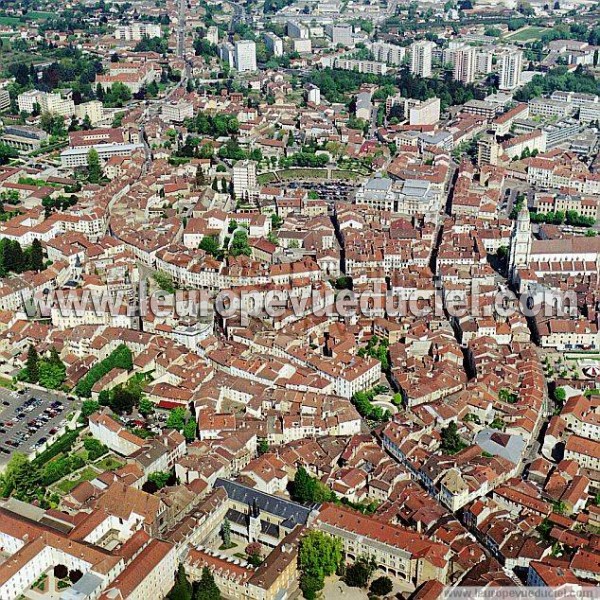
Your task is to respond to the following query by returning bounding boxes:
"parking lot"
[0,388,78,466]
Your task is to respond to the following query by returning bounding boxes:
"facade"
[410,98,441,126]
[162,100,194,123]
[60,143,144,168]
[498,49,523,91]
[235,40,257,72]
[233,159,258,200]
[114,23,162,41]
[453,45,476,84]
[263,32,283,57]
[410,41,435,78]
[287,20,310,39]
[330,24,354,47]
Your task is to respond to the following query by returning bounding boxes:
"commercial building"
[410,41,435,78]
[234,40,257,72]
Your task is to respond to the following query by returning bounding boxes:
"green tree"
[370,576,393,597]
[345,556,377,588]
[440,421,463,454]
[111,386,137,415]
[82,400,100,418]
[168,564,193,600]
[28,239,44,271]
[199,235,221,257]
[299,530,343,584]
[193,567,221,600]
[183,419,196,442]
[87,148,102,183]
[138,398,154,417]
[148,471,171,489]
[258,439,270,455]
[166,407,186,430]
[26,344,39,383]
[83,437,107,460]
[2,453,42,500]
[221,518,231,547]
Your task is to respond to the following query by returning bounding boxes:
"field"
[503,26,548,42]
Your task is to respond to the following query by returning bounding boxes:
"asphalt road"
[0,388,78,467]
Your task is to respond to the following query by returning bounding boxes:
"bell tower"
[508,204,532,284]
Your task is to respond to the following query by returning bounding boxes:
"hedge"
[75,344,133,398]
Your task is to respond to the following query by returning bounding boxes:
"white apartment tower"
[453,46,476,84]
[499,49,523,91]
[410,41,435,78]
[234,40,257,72]
[233,160,258,199]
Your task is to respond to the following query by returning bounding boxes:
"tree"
[166,407,186,430]
[370,576,393,597]
[299,530,343,584]
[183,419,196,442]
[258,439,270,455]
[345,556,377,588]
[168,564,193,600]
[111,387,137,415]
[138,398,154,417]
[193,567,221,600]
[148,471,171,490]
[26,344,39,383]
[554,387,566,406]
[2,452,42,500]
[221,518,231,547]
[87,148,102,183]
[83,437,107,460]
[29,239,44,272]
[440,421,463,454]
[199,235,220,257]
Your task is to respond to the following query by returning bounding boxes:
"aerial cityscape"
[0,0,598,598]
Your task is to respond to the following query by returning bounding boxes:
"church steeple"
[508,204,532,284]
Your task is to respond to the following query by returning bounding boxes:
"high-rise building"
[329,24,354,48]
[453,46,476,84]
[219,42,235,66]
[233,160,258,199]
[410,41,435,78]
[263,32,284,57]
[498,49,523,91]
[234,40,257,72]
[287,20,310,39]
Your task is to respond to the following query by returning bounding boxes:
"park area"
[503,26,549,42]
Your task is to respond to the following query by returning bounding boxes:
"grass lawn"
[0,377,14,390]
[56,467,100,494]
[257,172,277,185]
[503,26,548,42]
[94,456,125,471]
[0,16,21,26]
[330,169,363,180]
[278,168,328,180]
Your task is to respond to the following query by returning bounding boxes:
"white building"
[60,142,144,168]
[410,97,441,126]
[453,45,476,84]
[234,40,257,72]
[287,20,310,39]
[263,32,284,57]
[410,41,435,78]
[75,101,104,125]
[161,100,194,123]
[329,24,354,47]
[498,49,523,91]
[233,159,258,199]
[372,42,406,66]
[114,22,162,41]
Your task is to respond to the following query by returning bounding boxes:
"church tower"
[508,205,532,284]
[248,499,261,542]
